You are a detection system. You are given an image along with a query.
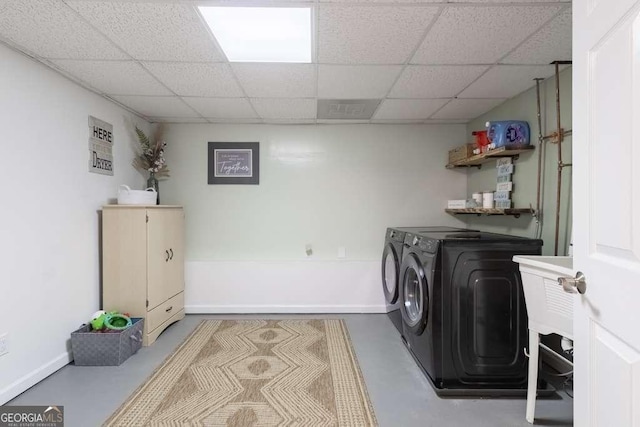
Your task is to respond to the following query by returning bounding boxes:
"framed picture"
[208,142,260,185]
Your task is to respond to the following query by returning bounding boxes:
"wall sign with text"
[88,115,114,176]
[208,142,259,185]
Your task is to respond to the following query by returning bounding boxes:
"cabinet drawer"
[147,292,184,332]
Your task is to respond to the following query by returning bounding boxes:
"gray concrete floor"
[8,314,573,426]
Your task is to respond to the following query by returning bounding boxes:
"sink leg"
[526,330,540,423]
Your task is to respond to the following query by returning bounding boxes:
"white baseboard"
[0,351,72,405]
[185,305,387,314]
[185,260,386,311]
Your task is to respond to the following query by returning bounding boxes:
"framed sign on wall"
[208,142,260,185]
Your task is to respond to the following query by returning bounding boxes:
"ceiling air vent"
[317,99,381,120]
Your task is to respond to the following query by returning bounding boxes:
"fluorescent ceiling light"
[199,7,312,63]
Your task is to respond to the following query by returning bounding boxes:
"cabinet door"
[102,208,148,316]
[146,209,172,309]
[164,209,184,298]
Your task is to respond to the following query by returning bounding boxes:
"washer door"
[400,252,430,335]
[381,243,400,304]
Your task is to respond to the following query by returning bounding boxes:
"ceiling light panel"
[411,5,562,65]
[199,7,312,63]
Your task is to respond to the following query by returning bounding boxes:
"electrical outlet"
[0,333,8,357]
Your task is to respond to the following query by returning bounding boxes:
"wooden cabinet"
[102,205,185,346]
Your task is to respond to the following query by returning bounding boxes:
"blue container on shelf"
[486,120,530,148]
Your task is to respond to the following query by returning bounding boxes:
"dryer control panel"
[404,233,439,254]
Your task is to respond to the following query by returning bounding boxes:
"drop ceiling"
[0,0,572,124]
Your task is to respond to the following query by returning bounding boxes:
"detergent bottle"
[486,121,530,148]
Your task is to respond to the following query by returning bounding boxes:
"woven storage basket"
[448,144,476,164]
[71,318,144,366]
[117,185,157,205]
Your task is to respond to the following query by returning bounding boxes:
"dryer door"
[381,242,400,304]
[400,252,430,335]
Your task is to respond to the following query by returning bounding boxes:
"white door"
[573,0,640,425]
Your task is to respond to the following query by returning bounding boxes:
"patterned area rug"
[104,319,378,426]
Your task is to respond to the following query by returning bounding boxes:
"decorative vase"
[147,172,160,205]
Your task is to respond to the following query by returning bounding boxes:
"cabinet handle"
[169,248,173,260]
[165,306,173,313]
[165,250,169,262]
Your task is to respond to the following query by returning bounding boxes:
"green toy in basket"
[90,310,132,332]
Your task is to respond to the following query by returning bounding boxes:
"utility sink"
[513,255,574,338]
[513,255,575,424]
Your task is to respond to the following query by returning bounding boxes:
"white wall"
[160,124,467,313]
[0,44,148,404]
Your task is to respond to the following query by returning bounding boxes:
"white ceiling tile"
[318,65,402,99]
[411,6,562,65]
[389,65,489,98]
[111,96,197,118]
[207,118,264,124]
[318,5,439,64]
[51,60,171,95]
[458,65,556,98]
[143,63,243,97]
[322,0,440,2]
[503,9,572,64]
[182,98,257,119]
[317,119,371,123]
[370,119,426,124]
[232,64,316,98]
[449,0,567,2]
[0,0,126,59]
[251,99,316,120]
[67,2,225,62]
[373,99,449,120]
[424,119,469,124]
[149,117,208,124]
[263,119,317,124]
[431,99,506,120]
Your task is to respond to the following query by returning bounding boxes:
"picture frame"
[208,142,260,185]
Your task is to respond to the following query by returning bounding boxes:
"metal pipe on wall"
[534,78,545,240]
[554,62,563,256]
[552,60,573,256]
